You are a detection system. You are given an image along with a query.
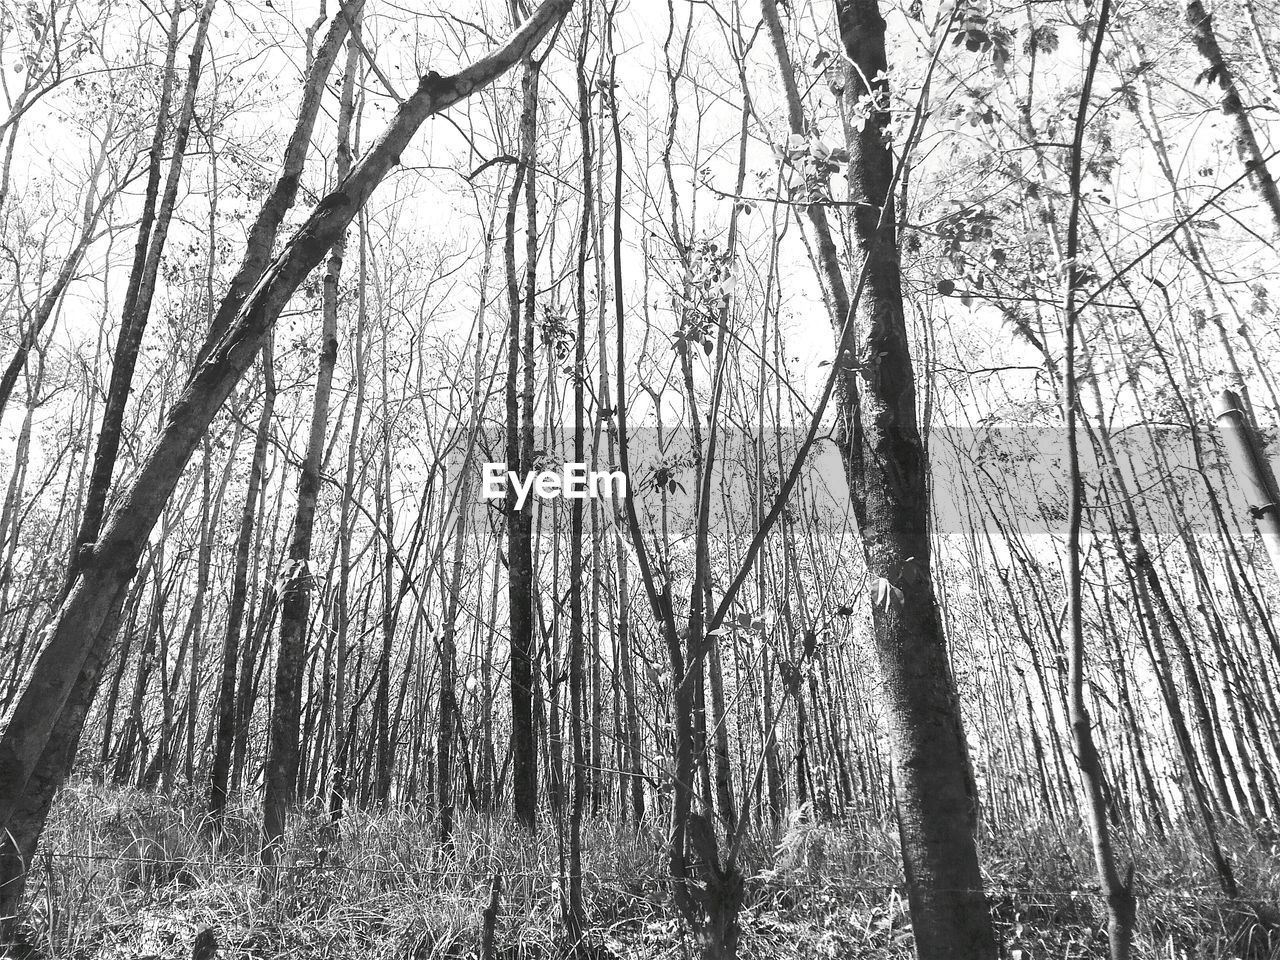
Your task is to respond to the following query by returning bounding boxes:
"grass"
[9,780,1280,958]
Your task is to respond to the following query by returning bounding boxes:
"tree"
[261,4,360,881]
[1060,0,1138,954]
[758,0,997,953]
[0,2,573,939]
[504,10,543,832]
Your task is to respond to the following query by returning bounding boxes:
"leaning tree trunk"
[1186,0,1280,237]
[0,1,211,935]
[0,3,572,937]
[833,0,997,957]
[69,0,212,582]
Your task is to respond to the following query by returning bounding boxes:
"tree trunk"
[832,0,997,955]
[1186,0,1280,236]
[1060,3,1138,954]
[0,2,213,931]
[605,22,645,823]
[373,418,396,806]
[69,0,213,580]
[261,20,359,879]
[209,338,276,826]
[565,13,591,938]
[505,50,542,835]
[209,0,368,831]
[330,227,370,824]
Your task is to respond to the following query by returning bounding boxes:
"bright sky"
[2,0,1277,556]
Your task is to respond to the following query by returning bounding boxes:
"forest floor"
[8,782,1280,959]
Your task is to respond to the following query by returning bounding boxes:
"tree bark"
[832,0,997,955]
[1186,0,1280,236]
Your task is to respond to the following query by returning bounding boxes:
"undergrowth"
[8,781,1280,959]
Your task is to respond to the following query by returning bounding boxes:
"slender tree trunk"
[373,419,396,805]
[261,19,359,880]
[69,0,212,579]
[330,223,369,824]
[605,21,644,823]
[505,49,541,834]
[207,0,373,829]
[437,464,469,846]
[1060,4,1136,955]
[565,13,592,939]
[209,339,275,825]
